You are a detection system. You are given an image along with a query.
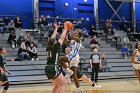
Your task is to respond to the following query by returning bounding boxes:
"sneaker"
[94,84,101,88]
[36,58,39,61]
[12,44,15,49]
[65,69,73,78]
[31,58,34,61]
[77,88,83,93]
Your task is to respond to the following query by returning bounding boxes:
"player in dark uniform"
[0,46,11,93]
[45,23,68,93]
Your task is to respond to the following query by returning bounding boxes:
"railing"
[79,57,87,72]
[97,19,140,32]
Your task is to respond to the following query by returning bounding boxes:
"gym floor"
[1,79,139,93]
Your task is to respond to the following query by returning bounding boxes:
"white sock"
[66,68,70,71]
[77,87,81,90]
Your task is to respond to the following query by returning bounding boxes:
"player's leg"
[53,73,67,93]
[59,56,73,78]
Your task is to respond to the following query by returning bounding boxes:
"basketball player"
[65,46,101,88]
[45,23,68,93]
[0,47,10,93]
[132,41,140,84]
[59,30,83,93]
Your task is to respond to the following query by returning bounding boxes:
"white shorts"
[133,64,140,70]
[68,55,80,67]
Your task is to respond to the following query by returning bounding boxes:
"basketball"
[64,21,74,31]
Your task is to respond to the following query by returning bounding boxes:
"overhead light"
[56,16,59,18]
[81,17,84,20]
[84,0,87,2]
[64,2,69,7]
[86,18,89,21]
[47,16,50,18]
[74,8,77,10]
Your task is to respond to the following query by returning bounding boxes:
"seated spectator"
[81,27,89,38]
[27,42,38,61]
[17,34,25,46]
[8,20,15,32]
[90,35,99,49]
[121,44,129,59]
[126,28,135,41]
[25,33,32,46]
[7,32,16,48]
[123,36,130,46]
[0,18,4,33]
[42,16,48,26]
[89,25,97,37]
[108,20,114,36]
[15,16,22,29]
[100,54,111,72]
[3,16,9,33]
[17,42,30,61]
[104,19,114,36]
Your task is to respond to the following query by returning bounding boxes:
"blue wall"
[136,3,140,32]
[0,0,137,30]
[98,0,132,29]
[39,0,94,29]
[0,0,34,28]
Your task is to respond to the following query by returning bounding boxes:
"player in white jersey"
[68,39,82,67]
[59,31,83,93]
[132,41,140,84]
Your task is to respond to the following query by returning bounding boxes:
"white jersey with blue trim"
[135,49,140,62]
[68,40,82,61]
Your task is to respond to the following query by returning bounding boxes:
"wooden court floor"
[0,80,140,93]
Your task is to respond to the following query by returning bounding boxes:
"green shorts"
[45,65,61,80]
[77,70,83,79]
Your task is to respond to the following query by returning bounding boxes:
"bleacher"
[0,29,137,85]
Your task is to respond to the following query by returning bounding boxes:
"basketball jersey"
[135,49,140,62]
[46,42,61,65]
[68,40,82,61]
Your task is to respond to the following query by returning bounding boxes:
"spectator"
[90,48,101,82]
[3,17,9,33]
[0,18,4,33]
[104,19,109,34]
[25,33,32,46]
[42,17,48,26]
[121,44,129,59]
[89,25,97,37]
[15,16,22,29]
[90,35,99,49]
[8,20,15,32]
[120,17,127,33]
[27,42,38,61]
[0,46,10,93]
[104,19,114,36]
[108,20,114,36]
[17,34,25,46]
[17,42,30,61]
[7,32,16,48]
[126,28,135,41]
[123,36,130,46]
[100,54,111,72]
[81,27,89,38]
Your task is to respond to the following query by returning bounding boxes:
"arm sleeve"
[98,54,101,59]
[90,54,93,59]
